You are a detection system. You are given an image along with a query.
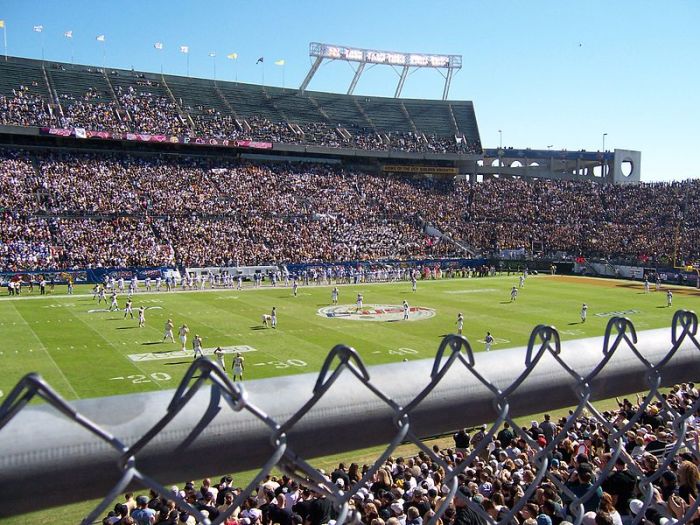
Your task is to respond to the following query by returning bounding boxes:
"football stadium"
[0,3,699,525]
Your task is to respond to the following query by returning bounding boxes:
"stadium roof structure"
[299,42,462,100]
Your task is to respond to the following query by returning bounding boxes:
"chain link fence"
[1,311,699,525]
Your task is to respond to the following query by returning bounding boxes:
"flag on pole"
[208,52,216,57]
[96,34,105,42]
[154,42,163,50]
[33,25,44,33]
[0,20,5,29]
[227,53,238,60]
[256,57,264,64]
[179,45,189,54]
[274,59,285,66]
[64,30,73,38]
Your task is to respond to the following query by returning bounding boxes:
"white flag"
[208,52,216,57]
[96,34,105,42]
[154,42,163,50]
[180,45,189,54]
[33,25,44,33]
[64,30,73,39]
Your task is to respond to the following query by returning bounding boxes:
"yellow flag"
[0,20,5,28]
[227,53,238,60]
[274,59,285,66]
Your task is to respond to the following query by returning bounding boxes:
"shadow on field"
[500,301,512,304]
[141,341,162,345]
[164,361,194,366]
[117,326,137,330]
[568,322,581,325]
[251,326,268,330]
[657,306,671,309]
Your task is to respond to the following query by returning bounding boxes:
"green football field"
[1,274,698,402]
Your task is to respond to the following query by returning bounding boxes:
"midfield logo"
[317,304,436,322]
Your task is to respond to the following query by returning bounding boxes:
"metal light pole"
[498,129,502,149]
[602,132,608,152]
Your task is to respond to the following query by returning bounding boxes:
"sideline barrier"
[0,311,699,524]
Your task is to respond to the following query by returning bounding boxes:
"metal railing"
[1,311,699,525]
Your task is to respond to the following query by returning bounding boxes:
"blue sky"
[1,0,698,182]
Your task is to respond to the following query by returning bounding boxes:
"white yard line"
[8,302,81,399]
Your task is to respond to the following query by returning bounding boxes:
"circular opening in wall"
[476,160,484,167]
[529,162,539,167]
[621,159,634,177]
[510,161,523,168]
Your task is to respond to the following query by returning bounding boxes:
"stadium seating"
[1,146,699,271]
[0,56,482,153]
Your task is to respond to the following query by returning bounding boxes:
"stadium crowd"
[100,383,700,525]
[1,148,700,271]
[0,78,481,153]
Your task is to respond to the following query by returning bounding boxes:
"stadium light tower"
[603,132,608,152]
[299,42,462,100]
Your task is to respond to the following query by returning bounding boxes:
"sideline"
[0,274,524,302]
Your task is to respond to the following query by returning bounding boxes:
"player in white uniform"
[356,293,363,310]
[98,287,107,305]
[510,286,518,302]
[155,276,162,291]
[214,346,226,370]
[118,278,125,292]
[580,303,588,323]
[519,275,525,288]
[109,291,119,311]
[667,290,673,307]
[403,300,410,321]
[92,284,100,300]
[179,324,189,351]
[163,319,175,343]
[232,352,245,382]
[270,307,277,329]
[484,332,494,351]
[411,275,417,292]
[124,299,134,319]
[192,334,204,360]
[138,306,146,327]
[145,277,151,292]
[331,287,339,305]
[456,313,464,335]
[292,280,298,297]
[643,278,650,294]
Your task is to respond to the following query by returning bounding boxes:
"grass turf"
[0,274,697,401]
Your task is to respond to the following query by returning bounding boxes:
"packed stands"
[1,147,699,271]
[0,57,482,154]
[99,383,700,525]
